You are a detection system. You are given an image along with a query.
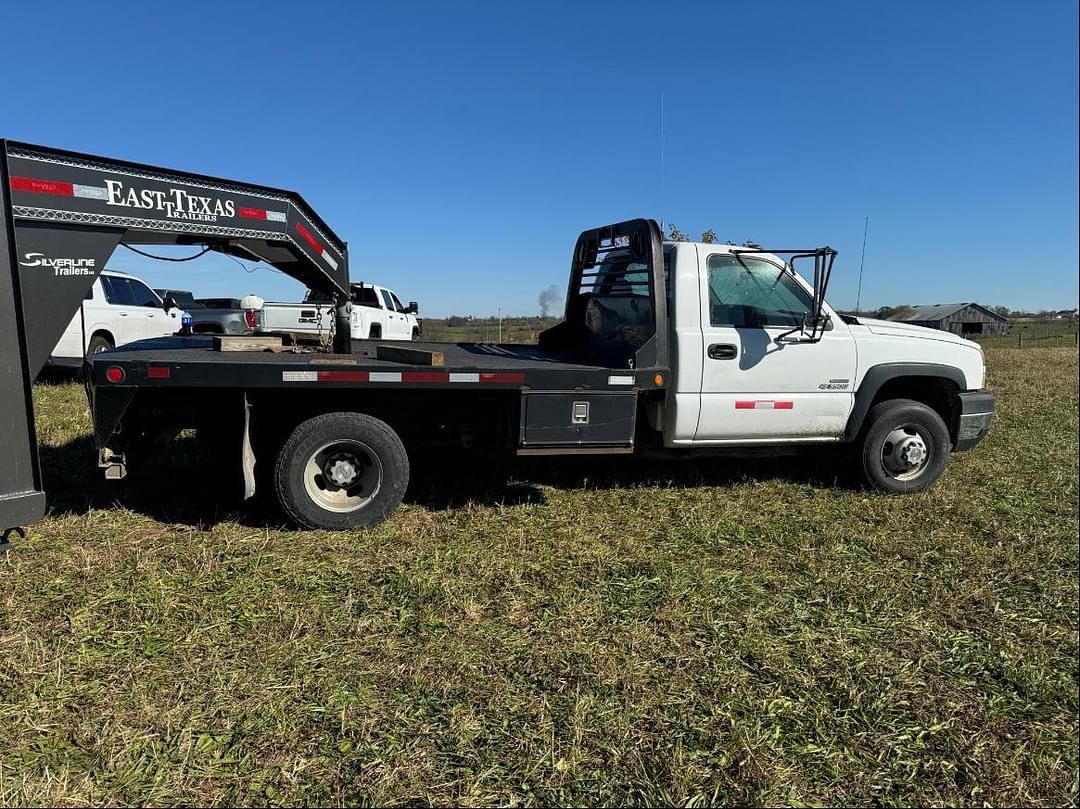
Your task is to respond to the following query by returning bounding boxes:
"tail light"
[105,366,125,383]
[245,309,258,329]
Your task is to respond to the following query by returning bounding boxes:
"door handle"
[708,343,737,360]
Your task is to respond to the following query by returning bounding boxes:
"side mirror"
[162,296,178,310]
[406,301,419,315]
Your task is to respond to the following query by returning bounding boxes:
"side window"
[388,291,405,312]
[355,287,380,308]
[102,276,135,306]
[379,290,395,311]
[706,254,812,328]
[128,279,161,307]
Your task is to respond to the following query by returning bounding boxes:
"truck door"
[380,288,408,339]
[99,275,148,346]
[126,276,176,338]
[694,248,856,441]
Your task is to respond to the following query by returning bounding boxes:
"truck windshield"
[707,254,813,328]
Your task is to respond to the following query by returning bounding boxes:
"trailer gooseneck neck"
[1,139,352,533]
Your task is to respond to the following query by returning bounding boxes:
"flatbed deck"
[92,336,660,392]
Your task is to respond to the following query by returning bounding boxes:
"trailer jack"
[98,448,127,480]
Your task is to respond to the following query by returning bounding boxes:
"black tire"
[411,328,420,341]
[859,398,951,493]
[274,412,409,529]
[86,333,113,357]
[368,325,381,339]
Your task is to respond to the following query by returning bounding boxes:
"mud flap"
[242,393,256,500]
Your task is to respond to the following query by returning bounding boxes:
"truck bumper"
[954,389,994,451]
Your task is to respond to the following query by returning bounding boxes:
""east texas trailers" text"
[104,180,235,222]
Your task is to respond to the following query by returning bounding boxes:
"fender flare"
[845,362,967,441]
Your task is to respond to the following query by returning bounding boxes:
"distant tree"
[991,305,1010,318]
[701,228,717,244]
[667,223,689,242]
[875,305,913,321]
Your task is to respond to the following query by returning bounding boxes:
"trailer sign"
[18,252,96,275]
[103,179,237,222]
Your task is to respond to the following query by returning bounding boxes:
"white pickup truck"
[50,270,185,365]
[253,282,420,341]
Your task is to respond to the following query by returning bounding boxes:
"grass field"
[421,317,560,344]
[975,318,1079,350]
[2,348,1077,806]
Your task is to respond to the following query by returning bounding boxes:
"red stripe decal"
[295,222,323,253]
[317,370,369,382]
[734,401,755,409]
[774,401,794,409]
[480,372,525,384]
[10,176,74,196]
[238,206,267,219]
[402,371,450,383]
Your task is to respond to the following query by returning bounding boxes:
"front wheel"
[858,399,951,493]
[274,412,409,529]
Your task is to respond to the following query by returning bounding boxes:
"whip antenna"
[855,216,869,313]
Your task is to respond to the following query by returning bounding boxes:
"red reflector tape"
[295,222,322,252]
[147,366,171,379]
[316,370,369,382]
[735,400,794,410]
[240,206,287,223]
[282,369,527,385]
[402,372,450,383]
[11,176,74,196]
[479,372,525,384]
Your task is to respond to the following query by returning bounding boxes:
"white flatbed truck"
[0,140,994,537]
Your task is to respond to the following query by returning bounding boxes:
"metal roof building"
[888,303,1009,336]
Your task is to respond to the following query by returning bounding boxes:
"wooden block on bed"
[376,344,445,366]
[214,335,285,352]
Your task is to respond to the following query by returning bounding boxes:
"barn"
[888,303,1009,336]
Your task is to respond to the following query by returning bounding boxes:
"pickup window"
[388,291,406,312]
[356,287,380,308]
[707,254,813,328]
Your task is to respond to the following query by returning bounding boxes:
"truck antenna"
[855,216,869,313]
[659,90,665,232]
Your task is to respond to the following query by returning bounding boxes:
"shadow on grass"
[38,435,275,529]
[39,435,857,528]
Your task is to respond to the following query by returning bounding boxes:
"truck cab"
[346,283,420,340]
[660,241,987,452]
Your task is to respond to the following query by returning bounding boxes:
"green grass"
[975,318,1079,350]
[421,317,559,344]
[2,348,1077,806]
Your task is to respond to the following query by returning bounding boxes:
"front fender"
[844,362,966,441]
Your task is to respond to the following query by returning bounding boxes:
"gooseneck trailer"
[2,140,994,537]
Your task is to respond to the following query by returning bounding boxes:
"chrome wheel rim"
[303,439,383,513]
[880,423,933,481]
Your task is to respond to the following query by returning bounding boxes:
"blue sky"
[3,0,1077,316]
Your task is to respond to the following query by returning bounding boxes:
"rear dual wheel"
[275,412,409,529]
